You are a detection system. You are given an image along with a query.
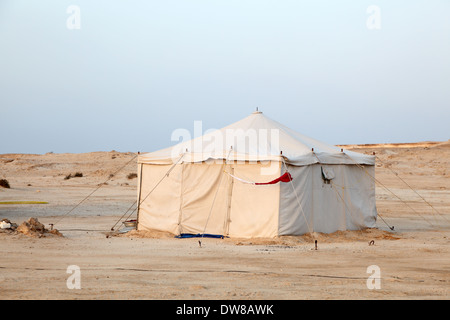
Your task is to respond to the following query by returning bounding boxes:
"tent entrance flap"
[178,163,229,236]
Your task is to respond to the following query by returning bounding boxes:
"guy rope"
[109,153,186,233]
[343,151,442,230]
[52,153,138,227]
[374,154,448,224]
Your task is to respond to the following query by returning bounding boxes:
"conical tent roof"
[139,111,374,166]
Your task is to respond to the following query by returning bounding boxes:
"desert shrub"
[64,174,72,180]
[0,179,10,188]
[127,173,138,180]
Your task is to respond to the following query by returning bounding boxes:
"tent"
[136,111,378,238]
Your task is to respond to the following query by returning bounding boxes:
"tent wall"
[227,161,281,238]
[138,162,229,235]
[278,165,313,235]
[137,163,182,235]
[278,164,377,235]
[137,161,377,237]
[137,161,281,238]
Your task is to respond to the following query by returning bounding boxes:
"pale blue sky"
[1,0,449,154]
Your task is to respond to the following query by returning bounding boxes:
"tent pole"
[200,148,233,243]
[177,163,185,235]
[224,162,234,236]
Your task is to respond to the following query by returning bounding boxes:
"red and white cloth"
[226,171,292,185]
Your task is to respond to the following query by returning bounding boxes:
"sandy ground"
[0,142,449,300]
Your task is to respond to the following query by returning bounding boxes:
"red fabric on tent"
[254,172,293,185]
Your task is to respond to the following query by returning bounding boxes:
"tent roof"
[138,111,375,166]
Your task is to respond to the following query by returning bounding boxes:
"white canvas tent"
[136,111,378,238]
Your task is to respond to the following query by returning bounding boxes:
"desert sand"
[0,142,449,300]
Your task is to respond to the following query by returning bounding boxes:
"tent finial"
[253,107,262,114]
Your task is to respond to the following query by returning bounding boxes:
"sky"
[1,0,449,154]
